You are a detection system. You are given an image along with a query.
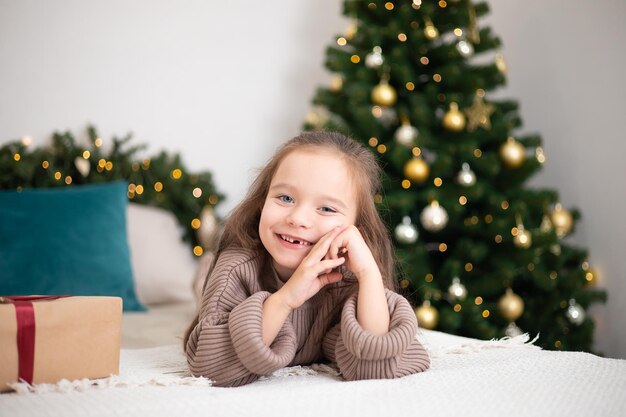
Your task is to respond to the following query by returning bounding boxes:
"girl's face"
[259,149,358,281]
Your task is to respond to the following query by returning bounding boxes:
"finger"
[317,271,343,287]
[315,257,344,275]
[307,226,345,261]
[328,230,350,260]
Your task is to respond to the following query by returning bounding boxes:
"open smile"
[277,234,313,247]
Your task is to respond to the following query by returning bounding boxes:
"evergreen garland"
[0,125,223,254]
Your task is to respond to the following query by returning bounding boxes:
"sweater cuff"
[229,291,297,375]
[340,290,418,360]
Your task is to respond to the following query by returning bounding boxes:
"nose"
[286,205,312,228]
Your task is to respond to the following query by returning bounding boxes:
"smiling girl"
[184,131,430,387]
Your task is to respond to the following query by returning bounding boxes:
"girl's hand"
[326,225,380,281]
[277,227,346,310]
[328,225,390,336]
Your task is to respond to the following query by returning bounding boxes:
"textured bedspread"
[2,329,625,417]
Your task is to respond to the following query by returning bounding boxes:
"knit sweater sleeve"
[323,289,430,381]
[186,250,298,387]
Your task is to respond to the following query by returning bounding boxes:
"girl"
[184,131,430,387]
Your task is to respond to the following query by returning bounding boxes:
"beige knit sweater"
[186,248,430,387]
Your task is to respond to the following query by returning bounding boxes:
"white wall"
[485,1,626,358]
[0,0,348,213]
[1,0,624,358]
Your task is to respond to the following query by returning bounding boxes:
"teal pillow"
[0,181,144,311]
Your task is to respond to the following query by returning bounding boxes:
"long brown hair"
[184,131,396,347]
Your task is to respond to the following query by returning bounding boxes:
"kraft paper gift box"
[0,296,122,392]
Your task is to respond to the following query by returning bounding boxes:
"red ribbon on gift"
[1,296,69,384]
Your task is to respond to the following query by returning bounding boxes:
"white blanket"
[2,330,625,417]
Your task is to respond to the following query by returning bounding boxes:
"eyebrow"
[269,182,349,210]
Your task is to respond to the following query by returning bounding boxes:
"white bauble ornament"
[448,277,467,300]
[365,46,384,68]
[456,163,476,186]
[372,106,398,127]
[566,300,586,325]
[420,201,448,232]
[394,122,419,147]
[456,39,474,57]
[395,216,418,244]
[505,322,523,337]
[74,157,91,177]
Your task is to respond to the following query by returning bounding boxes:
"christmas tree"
[305,0,606,352]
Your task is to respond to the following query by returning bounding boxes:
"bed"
[1,299,625,417]
[1,203,625,416]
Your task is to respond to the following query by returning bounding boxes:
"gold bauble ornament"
[540,214,553,232]
[498,288,524,322]
[403,158,429,183]
[305,106,329,129]
[329,74,343,92]
[536,147,546,164]
[415,300,438,329]
[584,268,598,287]
[499,136,525,169]
[549,204,573,238]
[495,53,508,74]
[345,21,357,40]
[513,227,532,249]
[423,20,439,40]
[371,80,397,107]
[198,206,218,249]
[442,102,466,132]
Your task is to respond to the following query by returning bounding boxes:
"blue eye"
[320,206,337,213]
[278,195,294,204]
